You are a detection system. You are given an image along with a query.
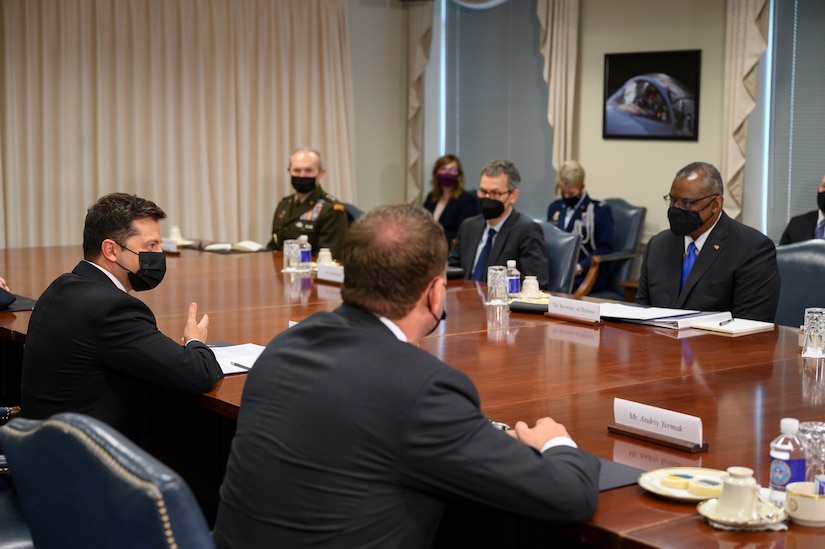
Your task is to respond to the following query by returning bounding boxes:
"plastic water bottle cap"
[781,417,800,435]
[507,260,516,268]
[298,235,308,243]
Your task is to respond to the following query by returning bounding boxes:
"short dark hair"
[83,193,167,260]
[481,159,521,190]
[674,162,724,195]
[340,204,448,319]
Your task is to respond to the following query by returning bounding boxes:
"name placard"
[609,398,707,453]
[545,296,601,325]
[316,263,344,284]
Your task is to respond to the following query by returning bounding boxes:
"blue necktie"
[681,242,697,291]
[471,228,497,281]
[816,220,825,239]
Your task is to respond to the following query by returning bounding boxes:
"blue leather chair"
[775,239,825,327]
[343,202,363,223]
[539,222,582,294]
[0,413,215,549]
[0,405,33,549]
[573,197,646,301]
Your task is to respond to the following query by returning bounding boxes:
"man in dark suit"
[779,173,825,244]
[636,162,779,322]
[21,193,223,442]
[213,204,600,549]
[547,159,614,292]
[448,159,550,289]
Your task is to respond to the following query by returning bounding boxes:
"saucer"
[697,498,788,528]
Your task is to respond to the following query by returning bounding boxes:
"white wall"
[349,0,727,239]
[577,0,726,240]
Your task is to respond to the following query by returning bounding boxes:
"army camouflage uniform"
[266,185,349,259]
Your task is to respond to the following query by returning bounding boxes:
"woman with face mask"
[423,154,480,247]
[546,160,614,292]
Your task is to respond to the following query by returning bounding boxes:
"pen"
[230,361,252,370]
[719,318,735,326]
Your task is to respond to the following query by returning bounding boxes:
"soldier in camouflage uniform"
[266,148,349,259]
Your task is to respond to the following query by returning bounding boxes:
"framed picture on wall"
[603,49,701,141]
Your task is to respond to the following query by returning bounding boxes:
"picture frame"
[603,49,701,141]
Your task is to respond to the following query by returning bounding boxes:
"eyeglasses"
[438,167,459,175]
[663,193,719,210]
[477,188,512,200]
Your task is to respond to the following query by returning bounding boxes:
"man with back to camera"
[547,159,614,292]
[636,161,780,323]
[21,193,224,443]
[779,173,825,244]
[265,147,349,258]
[213,204,600,548]
[448,159,551,289]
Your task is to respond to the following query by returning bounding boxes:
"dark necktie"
[816,219,825,239]
[471,228,497,281]
[681,242,697,291]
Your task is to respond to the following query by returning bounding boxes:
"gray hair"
[480,159,521,190]
[674,162,724,195]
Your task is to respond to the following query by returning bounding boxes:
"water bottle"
[297,235,312,272]
[769,417,806,506]
[506,260,520,296]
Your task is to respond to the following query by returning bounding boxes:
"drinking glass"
[282,239,300,272]
[486,266,508,304]
[802,308,825,358]
[799,421,825,482]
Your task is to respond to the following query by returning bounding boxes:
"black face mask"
[480,198,505,220]
[562,194,581,208]
[291,176,316,194]
[116,245,167,291]
[425,281,447,337]
[818,190,825,212]
[667,207,707,237]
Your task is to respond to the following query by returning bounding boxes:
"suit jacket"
[213,304,600,549]
[20,261,224,442]
[423,190,480,244]
[448,209,550,289]
[635,212,780,322]
[779,210,820,245]
[547,194,614,291]
[266,184,350,259]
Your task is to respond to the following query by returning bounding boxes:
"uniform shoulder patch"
[333,203,345,212]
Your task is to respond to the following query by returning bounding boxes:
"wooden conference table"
[2,246,825,547]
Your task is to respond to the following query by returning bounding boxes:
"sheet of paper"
[211,343,266,374]
[600,303,699,321]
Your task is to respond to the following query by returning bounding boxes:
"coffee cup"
[786,481,825,527]
[169,225,183,243]
[317,248,333,265]
[715,466,759,521]
[521,276,540,298]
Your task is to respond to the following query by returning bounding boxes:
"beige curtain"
[0,0,356,248]
[406,2,434,203]
[537,0,579,171]
[721,0,768,220]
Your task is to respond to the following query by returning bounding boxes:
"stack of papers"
[203,240,264,253]
[599,303,731,330]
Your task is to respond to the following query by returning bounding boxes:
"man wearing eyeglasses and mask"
[636,161,779,322]
[448,159,550,289]
[265,147,349,259]
[21,193,223,443]
[213,204,599,548]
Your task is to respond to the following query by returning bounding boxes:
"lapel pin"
[713,244,720,250]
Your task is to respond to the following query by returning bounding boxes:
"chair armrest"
[0,454,9,484]
[0,407,20,424]
[572,252,637,297]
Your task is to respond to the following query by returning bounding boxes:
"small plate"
[637,467,727,502]
[697,498,788,528]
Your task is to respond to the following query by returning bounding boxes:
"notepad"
[691,318,775,337]
[210,343,266,374]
